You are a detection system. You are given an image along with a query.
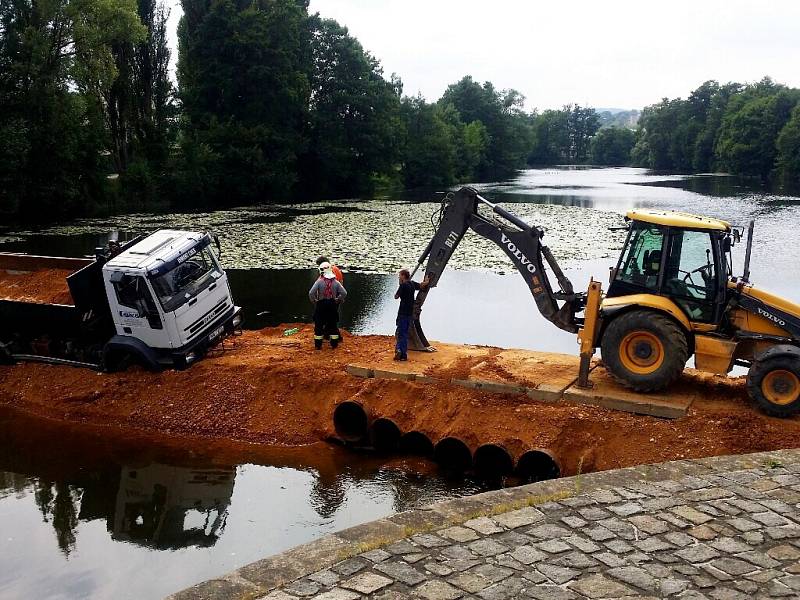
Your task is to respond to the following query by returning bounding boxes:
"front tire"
[747,356,800,417]
[600,310,689,392]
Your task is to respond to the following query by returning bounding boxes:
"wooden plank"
[451,379,528,395]
[562,380,695,419]
[345,365,374,379]
[373,368,420,382]
[527,383,568,403]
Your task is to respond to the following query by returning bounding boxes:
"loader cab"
[608,210,733,324]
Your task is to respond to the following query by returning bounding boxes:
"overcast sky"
[308,0,800,110]
[167,0,800,111]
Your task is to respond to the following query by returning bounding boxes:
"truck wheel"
[103,351,133,373]
[600,310,688,392]
[747,356,800,417]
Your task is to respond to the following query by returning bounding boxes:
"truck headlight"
[232,314,242,327]
[185,352,197,364]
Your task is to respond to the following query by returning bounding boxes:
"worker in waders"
[309,262,347,350]
[394,269,430,361]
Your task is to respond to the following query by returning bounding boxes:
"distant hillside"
[597,109,640,129]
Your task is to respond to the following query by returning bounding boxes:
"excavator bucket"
[408,288,435,352]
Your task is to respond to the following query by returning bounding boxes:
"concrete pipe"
[398,431,435,457]
[433,437,473,472]
[369,417,402,453]
[333,401,369,443]
[473,443,514,478]
[515,449,561,482]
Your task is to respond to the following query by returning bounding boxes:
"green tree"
[177,0,311,204]
[589,127,635,165]
[0,0,144,220]
[566,104,600,162]
[101,0,175,208]
[528,109,569,164]
[715,86,800,180]
[400,96,456,187]
[440,76,529,179]
[527,105,598,165]
[776,104,800,188]
[297,17,402,198]
[631,99,684,170]
[691,81,741,172]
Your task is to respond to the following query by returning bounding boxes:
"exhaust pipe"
[398,431,435,457]
[434,437,472,472]
[515,449,561,482]
[369,418,401,453]
[473,443,514,478]
[333,401,369,443]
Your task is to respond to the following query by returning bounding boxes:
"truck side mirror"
[213,234,222,257]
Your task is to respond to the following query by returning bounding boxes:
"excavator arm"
[408,187,586,351]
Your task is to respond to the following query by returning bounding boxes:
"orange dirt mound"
[0,268,74,304]
[1,325,798,476]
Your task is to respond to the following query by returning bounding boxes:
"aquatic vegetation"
[11,201,627,273]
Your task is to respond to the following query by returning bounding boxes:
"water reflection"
[110,464,233,549]
[0,407,482,599]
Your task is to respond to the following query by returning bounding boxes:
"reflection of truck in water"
[0,230,242,370]
[112,463,235,549]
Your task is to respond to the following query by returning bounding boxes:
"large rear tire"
[747,356,800,418]
[600,310,689,392]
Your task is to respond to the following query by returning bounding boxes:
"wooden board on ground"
[562,367,696,419]
[346,341,696,419]
[345,341,584,403]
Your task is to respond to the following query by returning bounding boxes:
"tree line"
[2,0,799,223]
[632,78,800,186]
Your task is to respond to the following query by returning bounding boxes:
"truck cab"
[102,230,242,370]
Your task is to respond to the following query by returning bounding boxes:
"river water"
[1,167,799,598]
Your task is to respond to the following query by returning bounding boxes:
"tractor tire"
[600,310,689,392]
[747,356,800,418]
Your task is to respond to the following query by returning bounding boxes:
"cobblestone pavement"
[172,449,800,600]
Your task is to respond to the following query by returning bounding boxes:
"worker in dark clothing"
[394,269,430,360]
[309,263,347,350]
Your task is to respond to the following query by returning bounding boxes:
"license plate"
[208,325,225,342]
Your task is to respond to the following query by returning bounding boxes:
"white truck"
[0,230,242,370]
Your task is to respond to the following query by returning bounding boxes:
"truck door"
[110,273,167,346]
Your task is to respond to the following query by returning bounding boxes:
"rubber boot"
[314,338,323,350]
[330,337,339,349]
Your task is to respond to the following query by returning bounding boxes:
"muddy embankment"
[1,326,799,477]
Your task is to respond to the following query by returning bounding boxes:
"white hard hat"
[318,261,331,273]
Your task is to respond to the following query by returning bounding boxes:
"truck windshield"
[150,246,221,312]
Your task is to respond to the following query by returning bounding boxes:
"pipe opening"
[333,401,369,443]
[515,449,561,482]
[398,431,434,457]
[434,437,472,472]
[473,443,514,478]
[369,418,401,453]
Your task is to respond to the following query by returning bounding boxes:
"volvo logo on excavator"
[757,307,787,327]
[501,234,537,274]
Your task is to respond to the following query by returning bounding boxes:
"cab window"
[663,230,716,321]
[615,223,664,290]
[113,275,163,329]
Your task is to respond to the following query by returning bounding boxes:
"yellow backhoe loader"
[408,187,800,417]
